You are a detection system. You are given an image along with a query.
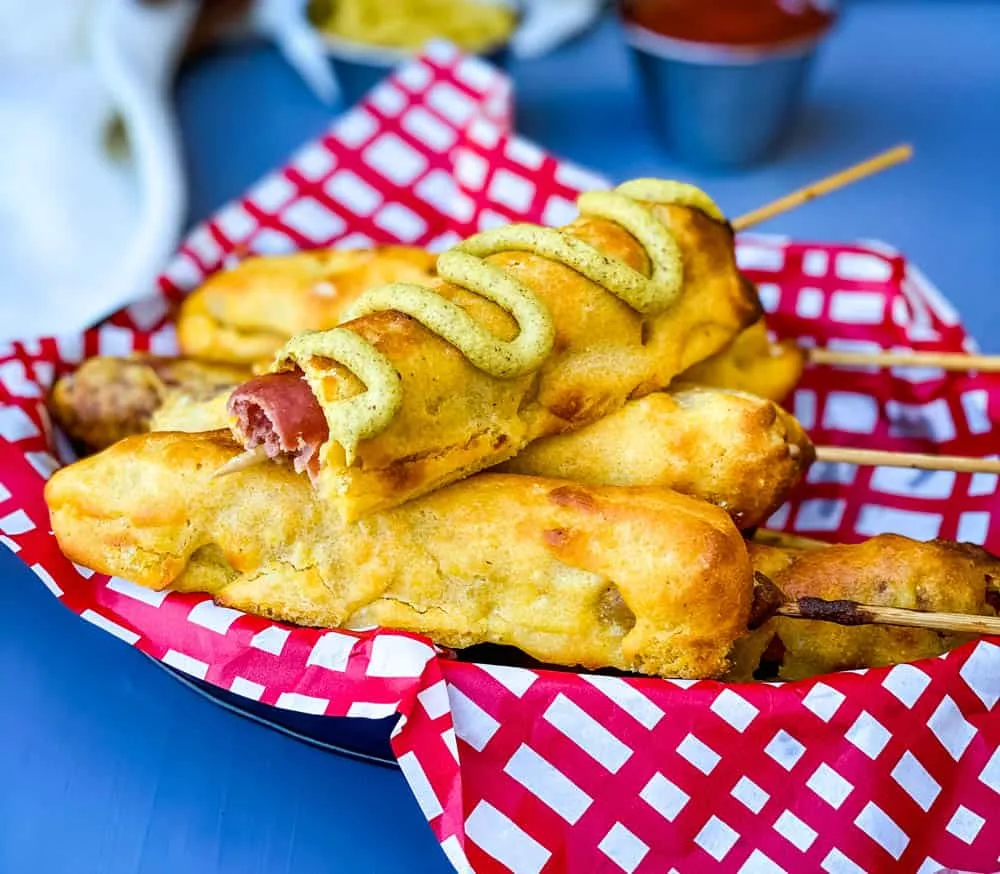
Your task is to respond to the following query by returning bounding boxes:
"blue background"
[3,5,999,873]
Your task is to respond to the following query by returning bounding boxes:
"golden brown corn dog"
[227,184,760,521]
[177,246,439,365]
[45,430,754,679]
[733,536,999,681]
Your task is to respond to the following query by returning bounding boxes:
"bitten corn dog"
[226,180,760,520]
[45,430,754,680]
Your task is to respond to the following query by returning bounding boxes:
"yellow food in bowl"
[309,0,517,53]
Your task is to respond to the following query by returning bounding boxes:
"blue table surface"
[3,4,999,872]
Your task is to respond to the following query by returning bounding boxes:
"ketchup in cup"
[620,0,838,168]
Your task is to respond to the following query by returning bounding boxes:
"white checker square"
[417,680,451,721]
[148,326,179,357]
[554,162,608,193]
[736,245,784,272]
[477,664,537,697]
[347,701,398,719]
[306,631,356,672]
[426,81,477,125]
[414,169,459,214]
[248,626,290,656]
[478,209,511,231]
[456,55,496,91]
[427,230,463,252]
[957,511,990,544]
[598,823,648,873]
[25,450,57,481]
[367,634,434,678]
[0,482,10,503]
[916,859,945,874]
[0,360,40,398]
[731,776,769,813]
[106,576,168,607]
[739,850,787,874]
[402,106,457,152]
[164,252,203,289]
[0,404,40,442]
[282,197,346,242]
[886,397,956,443]
[821,848,867,874]
[766,503,790,529]
[774,810,817,851]
[455,150,489,190]
[96,324,134,357]
[185,600,243,635]
[694,816,739,862]
[836,251,892,282]
[891,751,941,812]
[55,334,85,364]
[248,174,296,212]
[335,231,375,249]
[959,641,1000,708]
[487,168,536,213]
[275,692,329,715]
[504,744,592,825]
[467,117,501,148]
[822,391,878,433]
[882,663,931,708]
[364,133,428,186]
[807,763,853,809]
[676,733,721,775]
[640,772,689,822]
[395,60,432,92]
[808,460,858,486]
[466,802,550,874]
[162,650,209,680]
[397,751,443,820]
[325,171,383,216]
[449,684,500,752]
[580,675,663,729]
[126,295,170,330]
[369,83,407,116]
[854,802,909,860]
[186,225,221,264]
[336,108,379,147]
[543,694,632,773]
[830,290,886,324]
[870,466,954,499]
[440,835,472,874]
[979,747,1000,794]
[945,805,985,844]
[796,287,824,318]
[230,676,266,701]
[2,533,19,556]
[856,505,942,541]
[795,498,846,532]
[441,727,458,762]
[505,137,545,170]
[928,695,977,760]
[794,389,817,430]
[374,203,428,242]
[962,390,991,434]
[765,730,806,771]
[249,228,297,254]
[80,609,140,645]
[710,688,759,732]
[541,195,578,228]
[845,711,891,760]
[0,509,33,536]
[292,142,335,180]
[802,250,829,276]
[756,281,781,311]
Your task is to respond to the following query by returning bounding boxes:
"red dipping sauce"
[621,0,837,49]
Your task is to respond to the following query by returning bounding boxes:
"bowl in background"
[308,0,519,107]
[620,0,838,169]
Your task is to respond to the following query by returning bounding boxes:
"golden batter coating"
[177,246,439,365]
[242,205,760,521]
[45,430,754,679]
[682,319,804,403]
[501,386,813,529]
[730,536,998,681]
[48,355,249,453]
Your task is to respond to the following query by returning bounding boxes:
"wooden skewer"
[809,347,1000,373]
[777,598,1000,636]
[752,529,829,551]
[731,144,913,231]
[815,446,1000,475]
[211,445,269,478]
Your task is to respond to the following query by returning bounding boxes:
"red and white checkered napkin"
[1,44,998,874]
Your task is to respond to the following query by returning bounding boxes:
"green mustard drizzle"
[273,178,724,462]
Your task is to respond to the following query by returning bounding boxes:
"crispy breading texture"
[683,319,804,403]
[177,246,439,364]
[44,430,754,679]
[500,386,813,529]
[268,205,760,520]
[48,355,249,453]
[729,536,998,681]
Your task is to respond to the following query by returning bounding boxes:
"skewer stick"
[731,144,913,231]
[211,445,269,478]
[777,598,1000,636]
[753,529,829,551]
[815,446,1000,475]
[809,347,1000,373]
